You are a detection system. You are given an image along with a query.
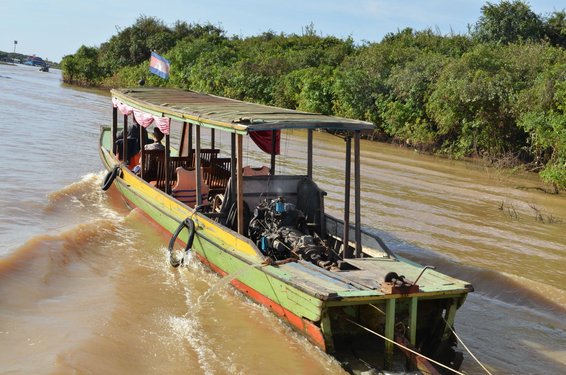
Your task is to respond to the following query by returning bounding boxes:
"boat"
[100,88,473,374]
[39,65,49,72]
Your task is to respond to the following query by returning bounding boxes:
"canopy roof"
[111,88,375,134]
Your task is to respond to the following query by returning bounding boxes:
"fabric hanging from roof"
[250,130,280,155]
[112,97,170,135]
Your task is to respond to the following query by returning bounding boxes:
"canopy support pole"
[165,133,170,194]
[112,106,117,153]
[179,122,187,156]
[354,130,362,258]
[343,136,352,259]
[195,125,202,206]
[122,115,128,166]
[188,123,193,166]
[230,133,236,200]
[307,129,313,179]
[211,128,215,149]
[140,125,146,179]
[270,130,276,175]
[236,134,244,234]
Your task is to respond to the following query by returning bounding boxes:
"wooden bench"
[185,148,220,167]
[142,149,222,193]
[204,157,232,194]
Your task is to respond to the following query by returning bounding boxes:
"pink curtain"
[112,97,170,134]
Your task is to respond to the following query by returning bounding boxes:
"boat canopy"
[111,88,375,134]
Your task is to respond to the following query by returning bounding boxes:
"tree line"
[61,1,566,191]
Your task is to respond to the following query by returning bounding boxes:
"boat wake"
[0,218,124,278]
[45,171,122,219]
[164,254,341,375]
[0,218,127,374]
[381,232,566,325]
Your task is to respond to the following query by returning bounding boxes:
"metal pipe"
[307,129,313,179]
[354,130,362,258]
[195,125,202,205]
[122,114,128,165]
[343,136,352,259]
[236,134,244,234]
[270,130,276,175]
[140,124,146,179]
[231,132,236,200]
[112,106,117,153]
[165,133,171,194]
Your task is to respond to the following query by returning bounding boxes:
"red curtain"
[249,130,280,155]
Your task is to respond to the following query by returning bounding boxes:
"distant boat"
[39,65,49,72]
[23,55,47,68]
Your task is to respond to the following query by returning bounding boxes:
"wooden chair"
[172,167,210,208]
[142,149,165,182]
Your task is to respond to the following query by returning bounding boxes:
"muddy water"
[1,64,565,374]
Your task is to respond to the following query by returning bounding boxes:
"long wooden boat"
[100,88,473,374]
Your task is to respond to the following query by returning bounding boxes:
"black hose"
[168,218,195,267]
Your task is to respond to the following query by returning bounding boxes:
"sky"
[1,0,563,63]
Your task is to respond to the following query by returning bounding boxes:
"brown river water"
[0,64,565,374]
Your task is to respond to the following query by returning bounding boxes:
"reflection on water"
[0,64,565,374]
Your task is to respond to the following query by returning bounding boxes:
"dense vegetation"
[61,1,566,191]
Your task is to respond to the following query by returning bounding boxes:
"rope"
[367,304,492,375]
[345,318,465,375]
[369,303,386,315]
[442,317,493,375]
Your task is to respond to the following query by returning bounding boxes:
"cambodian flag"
[149,52,170,79]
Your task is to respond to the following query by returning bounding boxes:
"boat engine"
[248,197,341,269]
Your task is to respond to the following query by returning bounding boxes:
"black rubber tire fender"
[101,166,122,191]
[168,218,195,267]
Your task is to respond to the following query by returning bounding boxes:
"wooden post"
[188,123,193,165]
[409,297,418,346]
[140,125,146,179]
[231,133,236,200]
[211,128,215,149]
[236,134,244,235]
[307,129,313,179]
[179,122,187,156]
[112,106,117,153]
[122,115,128,165]
[320,310,335,353]
[442,299,458,342]
[343,136,352,259]
[270,130,276,175]
[354,130,362,258]
[165,134,170,194]
[385,299,396,369]
[195,125,202,206]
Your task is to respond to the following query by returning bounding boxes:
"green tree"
[61,45,102,85]
[382,52,451,148]
[427,44,520,156]
[517,60,566,189]
[98,16,174,74]
[545,11,566,47]
[473,1,545,44]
